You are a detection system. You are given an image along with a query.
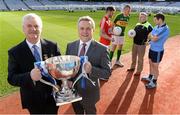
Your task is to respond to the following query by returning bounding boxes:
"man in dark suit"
[8,13,61,114]
[66,16,111,114]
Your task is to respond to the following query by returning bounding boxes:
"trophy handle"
[40,79,59,92]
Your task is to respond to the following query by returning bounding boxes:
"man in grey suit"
[66,16,111,114]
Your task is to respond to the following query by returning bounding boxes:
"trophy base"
[55,94,82,106]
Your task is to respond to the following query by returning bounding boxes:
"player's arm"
[99,28,112,41]
[151,26,169,42]
[148,33,158,42]
[148,25,159,42]
[99,17,111,40]
[148,25,153,33]
[146,25,153,42]
[151,35,158,42]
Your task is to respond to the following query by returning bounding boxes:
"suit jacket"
[66,39,111,104]
[8,39,61,109]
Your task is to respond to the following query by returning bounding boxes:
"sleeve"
[157,26,168,36]
[100,17,106,30]
[113,14,119,24]
[148,25,153,33]
[134,23,138,31]
[7,51,35,88]
[55,42,61,56]
[157,26,169,40]
[151,27,158,36]
[65,43,70,55]
[89,48,111,79]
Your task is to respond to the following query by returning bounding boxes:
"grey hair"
[77,16,95,30]
[139,12,148,20]
[22,13,42,28]
[140,12,148,16]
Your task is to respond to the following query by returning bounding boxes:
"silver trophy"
[35,55,82,106]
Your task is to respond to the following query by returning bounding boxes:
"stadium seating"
[168,2,180,7]
[54,0,67,5]
[40,0,56,5]
[23,0,48,10]
[0,0,8,11]
[4,0,29,11]
[0,0,179,14]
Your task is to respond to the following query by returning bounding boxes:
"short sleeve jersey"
[99,16,113,46]
[150,24,170,52]
[114,13,130,36]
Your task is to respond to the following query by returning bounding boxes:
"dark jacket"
[8,39,61,109]
[66,40,111,104]
[134,21,153,45]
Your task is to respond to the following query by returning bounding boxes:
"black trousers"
[27,97,59,115]
[72,100,96,114]
[27,105,58,114]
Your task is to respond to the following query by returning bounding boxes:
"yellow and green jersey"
[114,13,130,36]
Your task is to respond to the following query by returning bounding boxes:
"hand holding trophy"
[34,55,82,106]
[34,55,96,106]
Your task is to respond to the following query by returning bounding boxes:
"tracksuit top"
[133,21,153,45]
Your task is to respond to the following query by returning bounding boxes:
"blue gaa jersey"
[150,24,169,52]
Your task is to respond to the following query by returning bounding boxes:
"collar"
[141,21,147,24]
[79,39,92,55]
[122,13,130,17]
[26,39,41,49]
[158,23,166,28]
[79,39,92,47]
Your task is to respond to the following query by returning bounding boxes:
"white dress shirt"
[26,39,42,61]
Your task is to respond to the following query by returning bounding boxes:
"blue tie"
[32,45,41,61]
[79,43,87,89]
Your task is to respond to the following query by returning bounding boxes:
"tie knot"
[32,45,38,49]
[82,43,86,47]
[32,45,41,61]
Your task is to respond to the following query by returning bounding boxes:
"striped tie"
[32,45,41,61]
[79,43,86,56]
[79,43,87,90]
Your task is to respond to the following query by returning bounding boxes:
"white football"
[113,26,122,36]
[128,29,136,38]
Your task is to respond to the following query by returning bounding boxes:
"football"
[128,29,136,38]
[113,26,122,36]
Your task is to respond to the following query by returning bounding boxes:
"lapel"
[75,40,80,56]
[86,40,96,57]
[22,40,36,62]
[74,40,96,56]
[22,39,49,61]
[41,39,50,61]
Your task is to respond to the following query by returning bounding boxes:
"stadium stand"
[0,0,8,11]
[4,0,29,11]
[54,0,67,5]
[40,0,56,5]
[0,0,179,14]
[23,0,48,10]
[168,2,180,7]
[152,2,170,6]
